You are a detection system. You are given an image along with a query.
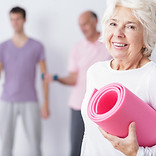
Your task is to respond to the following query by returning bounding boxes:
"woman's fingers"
[99,122,139,155]
[128,122,137,139]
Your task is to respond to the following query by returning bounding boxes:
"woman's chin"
[111,53,127,60]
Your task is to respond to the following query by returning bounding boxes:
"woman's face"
[106,6,145,60]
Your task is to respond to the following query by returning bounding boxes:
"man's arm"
[57,72,78,85]
[45,72,78,86]
[39,60,50,119]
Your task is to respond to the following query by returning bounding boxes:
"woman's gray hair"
[101,0,156,57]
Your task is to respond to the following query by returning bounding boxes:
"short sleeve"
[67,45,78,73]
[37,43,45,62]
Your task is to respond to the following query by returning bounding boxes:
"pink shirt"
[68,39,112,110]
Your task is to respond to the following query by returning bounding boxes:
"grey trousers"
[70,109,84,156]
[0,101,41,156]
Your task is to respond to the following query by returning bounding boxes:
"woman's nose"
[114,27,125,38]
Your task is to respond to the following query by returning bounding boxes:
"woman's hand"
[99,122,139,156]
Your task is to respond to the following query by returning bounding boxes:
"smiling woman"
[81,0,156,156]
[101,0,156,58]
[105,6,145,70]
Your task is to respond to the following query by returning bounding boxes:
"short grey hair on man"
[101,0,156,57]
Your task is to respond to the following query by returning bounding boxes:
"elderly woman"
[81,0,156,156]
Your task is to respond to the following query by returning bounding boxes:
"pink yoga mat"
[87,83,156,147]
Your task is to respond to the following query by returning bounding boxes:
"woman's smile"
[112,42,128,50]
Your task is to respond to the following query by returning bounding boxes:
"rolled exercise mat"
[87,83,156,147]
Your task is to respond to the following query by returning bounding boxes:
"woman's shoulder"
[137,60,156,74]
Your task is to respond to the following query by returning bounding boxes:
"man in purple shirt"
[0,7,49,156]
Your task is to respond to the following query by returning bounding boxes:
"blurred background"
[0,0,156,156]
[0,0,107,156]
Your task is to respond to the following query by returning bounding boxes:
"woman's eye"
[110,23,116,26]
[126,25,136,30]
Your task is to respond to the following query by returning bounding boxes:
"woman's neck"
[111,55,150,70]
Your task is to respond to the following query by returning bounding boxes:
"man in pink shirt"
[45,11,111,156]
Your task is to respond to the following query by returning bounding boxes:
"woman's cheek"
[106,33,112,50]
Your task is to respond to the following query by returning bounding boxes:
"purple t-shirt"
[0,38,45,102]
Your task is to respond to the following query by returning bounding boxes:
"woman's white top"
[81,60,156,156]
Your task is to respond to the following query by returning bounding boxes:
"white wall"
[0,0,107,156]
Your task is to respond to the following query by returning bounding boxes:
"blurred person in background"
[45,11,111,156]
[0,6,50,156]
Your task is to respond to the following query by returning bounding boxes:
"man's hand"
[41,103,50,119]
[99,122,139,156]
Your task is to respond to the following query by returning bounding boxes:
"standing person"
[45,11,111,156]
[0,6,50,156]
[81,0,156,155]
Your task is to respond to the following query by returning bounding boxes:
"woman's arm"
[100,120,156,156]
[135,68,156,155]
